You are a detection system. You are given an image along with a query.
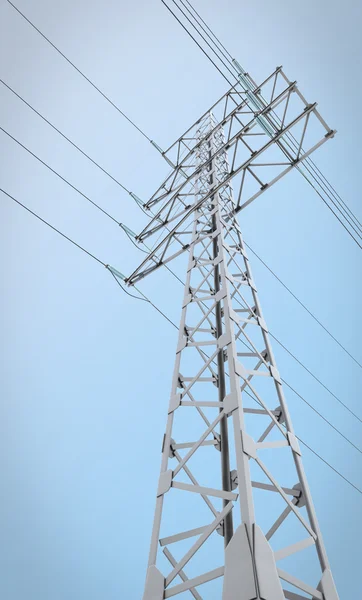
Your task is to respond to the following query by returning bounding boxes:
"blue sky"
[1,0,362,598]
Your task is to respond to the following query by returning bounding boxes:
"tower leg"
[223,524,284,600]
[135,108,338,599]
[143,565,165,600]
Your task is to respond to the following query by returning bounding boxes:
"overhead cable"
[236,335,362,454]
[165,0,362,249]
[282,378,362,455]
[3,186,361,497]
[1,188,106,266]
[2,77,360,371]
[0,79,137,198]
[4,0,361,437]
[5,0,153,143]
[7,0,361,246]
[0,126,120,224]
[3,123,360,427]
[5,120,359,428]
[176,0,362,238]
[244,241,362,369]
[269,332,362,424]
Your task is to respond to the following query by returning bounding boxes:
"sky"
[1,0,362,598]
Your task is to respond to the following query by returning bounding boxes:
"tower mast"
[127,68,338,600]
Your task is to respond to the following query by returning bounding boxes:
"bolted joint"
[274,405,285,424]
[230,469,238,490]
[326,129,337,139]
[214,434,221,452]
[293,482,306,507]
[261,348,269,361]
[169,438,176,459]
[177,375,185,389]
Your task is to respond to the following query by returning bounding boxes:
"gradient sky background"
[1,0,362,598]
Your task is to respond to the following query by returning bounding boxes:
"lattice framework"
[126,67,338,600]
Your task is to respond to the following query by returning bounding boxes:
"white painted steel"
[135,71,338,598]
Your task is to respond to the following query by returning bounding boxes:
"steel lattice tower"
[126,67,338,599]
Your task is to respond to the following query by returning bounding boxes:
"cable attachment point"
[120,223,137,238]
[150,140,164,154]
[232,58,246,75]
[106,264,126,280]
[129,191,145,208]
[150,140,176,168]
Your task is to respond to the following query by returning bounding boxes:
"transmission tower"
[126,67,338,599]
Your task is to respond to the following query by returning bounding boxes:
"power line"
[297,167,362,250]
[1,188,105,266]
[198,0,362,245]
[109,271,149,302]
[0,119,183,292]
[296,436,362,496]
[1,82,190,281]
[110,269,179,329]
[3,72,360,373]
[299,159,362,240]
[164,240,361,426]
[167,0,362,250]
[1,186,176,330]
[5,0,153,143]
[161,6,362,423]
[135,289,179,330]
[126,197,361,425]
[6,0,361,248]
[244,241,362,370]
[180,0,362,241]
[121,204,361,425]
[117,207,362,434]
[180,0,360,241]
[307,160,362,234]
[122,205,361,425]
[245,389,362,497]
[3,121,360,429]
[3,7,360,568]
[3,186,361,498]
[270,332,362,424]
[161,0,239,89]
[168,0,241,86]
[183,0,233,61]
[0,79,133,196]
[236,335,362,456]
[9,71,355,369]
[7,0,362,249]
[206,343,362,496]
[0,115,184,291]
[281,378,362,455]
[0,126,120,224]
[4,0,362,497]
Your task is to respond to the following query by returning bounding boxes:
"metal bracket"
[168,393,181,414]
[157,470,173,497]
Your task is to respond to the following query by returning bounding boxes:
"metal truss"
[127,67,334,286]
[127,68,338,599]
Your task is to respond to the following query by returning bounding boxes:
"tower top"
[126,66,334,286]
